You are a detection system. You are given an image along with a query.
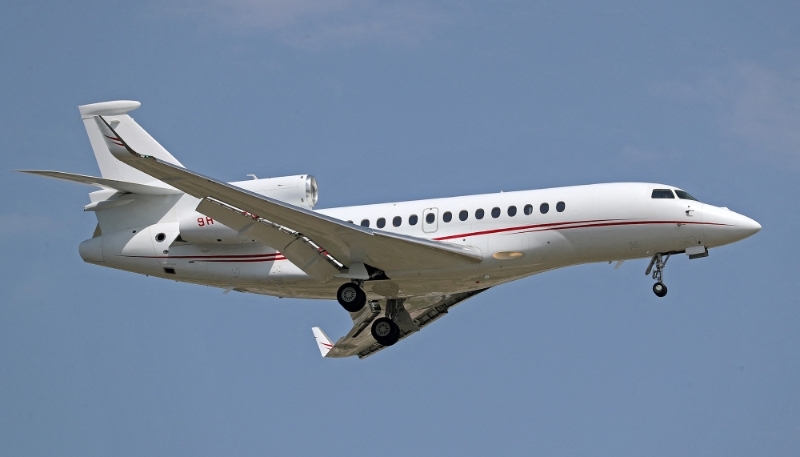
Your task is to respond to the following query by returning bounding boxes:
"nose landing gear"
[646,253,672,298]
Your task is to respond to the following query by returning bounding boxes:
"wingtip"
[312,327,333,357]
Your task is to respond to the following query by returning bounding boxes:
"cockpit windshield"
[651,189,675,199]
[675,190,698,201]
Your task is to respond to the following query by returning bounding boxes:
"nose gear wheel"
[646,253,672,298]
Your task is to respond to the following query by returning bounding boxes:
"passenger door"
[422,207,438,233]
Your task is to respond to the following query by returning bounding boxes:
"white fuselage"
[79,182,760,300]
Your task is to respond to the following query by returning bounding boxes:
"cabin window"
[360,219,370,227]
[540,203,549,214]
[393,216,402,227]
[675,190,698,201]
[475,208,485,219]
[155,233,166,242]
[524,204,533,215]
[459,210,468,221]
[491,207,501,218]
[651,189,675,199]
[508,206,517,217]
[409,214,418,226]
[426,213,435,224]
[443,211,452,223]
[556,201,565,212]
[377,217,386,228]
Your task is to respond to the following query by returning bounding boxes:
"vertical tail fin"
[312,327,334,357]
[78,101,183,184]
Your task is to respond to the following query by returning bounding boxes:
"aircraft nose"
[702,206,761,248]
[738,215,761,237]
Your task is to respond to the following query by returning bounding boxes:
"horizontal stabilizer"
[17,170,182,195]
[78,100,141,118]
[312,327,334,357]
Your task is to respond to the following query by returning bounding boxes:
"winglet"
[312,327,334,357]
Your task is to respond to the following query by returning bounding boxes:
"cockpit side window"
[651,189,675,199]
[675,190,698,201]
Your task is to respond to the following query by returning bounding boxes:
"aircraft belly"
[560,221,703,263]
[562,225,651,261]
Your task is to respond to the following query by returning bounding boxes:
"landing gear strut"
[336,282,366,312]
[646,253,671,298]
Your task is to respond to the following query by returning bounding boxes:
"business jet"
[19,101,761,359]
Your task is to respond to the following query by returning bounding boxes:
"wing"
[94,115,482,283]
[16,170,181,195]
[321,288,488,359]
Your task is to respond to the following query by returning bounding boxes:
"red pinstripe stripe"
[124,253,286,262]
[433,219,729,241]
[128,253,282,259]
[121,219,729,263]
[200,257,286,263]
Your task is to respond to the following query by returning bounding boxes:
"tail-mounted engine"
[231,174,318,209]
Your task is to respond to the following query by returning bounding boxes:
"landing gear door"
[422,208,438,233]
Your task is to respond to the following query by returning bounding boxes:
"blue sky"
[2,1,799,455]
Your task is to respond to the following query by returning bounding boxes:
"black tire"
[371,317,400,346]
[336,283,366,312]
[653,282,668,298]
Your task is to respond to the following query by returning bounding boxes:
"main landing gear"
[370,299,407,346]
[336,282,366,313]
[371,317,400,346]
[336,284,406,346]
[646,253,671,297]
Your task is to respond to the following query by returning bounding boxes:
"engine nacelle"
[230,174,318,209]
[177,174,319,244]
